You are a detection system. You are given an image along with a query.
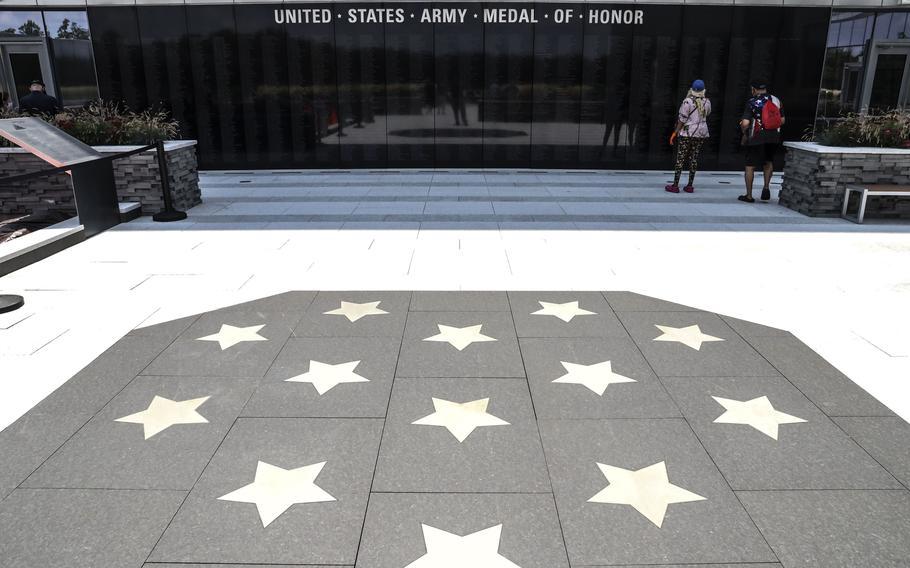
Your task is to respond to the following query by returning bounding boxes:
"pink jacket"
[678,97,711,138]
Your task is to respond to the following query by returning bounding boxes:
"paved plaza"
[0,170,909,567]
[1,290,908,567]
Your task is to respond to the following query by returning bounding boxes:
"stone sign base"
[780,142,910,219]
[0,141,200,217]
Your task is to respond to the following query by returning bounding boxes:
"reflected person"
[447,66,468,126]
[18,80,61,117]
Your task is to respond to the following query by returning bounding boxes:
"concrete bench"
[842,184,910,223]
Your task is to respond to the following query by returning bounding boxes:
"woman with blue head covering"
[667,79,711,193]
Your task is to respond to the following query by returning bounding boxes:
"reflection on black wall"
[483,3,533,166]
[50,38,100,107]
[89,3,830,170]
[386,2,434,166]
[186,5,243,168]
[285,3,339,167]
[434,2,484,166]
[236,5,291,166]
[578,11,633,167]
[136,6,194,139]
[89,7,146,112]
[532,2,583,167]
[335,3,388,167]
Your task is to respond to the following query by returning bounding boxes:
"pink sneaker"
[665,184,680,193]
[683,185,694,193]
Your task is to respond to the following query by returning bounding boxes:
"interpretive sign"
[0,117,100,168]
[0,117,120,237]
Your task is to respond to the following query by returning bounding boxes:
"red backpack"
[761,97,782,130]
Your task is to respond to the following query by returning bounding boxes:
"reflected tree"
[18,20,42,36]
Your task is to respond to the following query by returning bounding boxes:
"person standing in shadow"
[667,79,711,193]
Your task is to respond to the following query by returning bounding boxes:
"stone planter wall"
[0,153,73,215]
[780,142,910,219]
[0,141,200,217]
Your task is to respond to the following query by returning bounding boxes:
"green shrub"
[1,100,179,146]
[812,109,910,148]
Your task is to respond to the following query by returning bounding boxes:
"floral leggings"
[673,136,706,186]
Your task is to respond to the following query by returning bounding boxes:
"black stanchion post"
[0,294,24,314]
[152,140,188,222]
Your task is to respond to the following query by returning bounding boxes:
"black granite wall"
[88,4,830,170]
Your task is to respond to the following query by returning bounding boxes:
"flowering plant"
[1,101,179,146]
[811,109,910,148]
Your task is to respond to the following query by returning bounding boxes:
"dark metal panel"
[185,5,244,169]
[530,2,584,168]
[577,5,637,168]
[335,3,389,168]
[235,4,292,167]
[284,3,341,168]
[136,6,196,141]
[83,3,833,171]
[433,2,485,167]
[482,2,535,167]
[87,6,148,111]
[385,2,435,167]
[675,5,735,171]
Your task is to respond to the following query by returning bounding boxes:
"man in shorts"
[739,80,784,203]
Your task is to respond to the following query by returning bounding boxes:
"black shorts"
[745,143,779,168]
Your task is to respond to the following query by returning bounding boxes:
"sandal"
[737,195,755,203]
[761,187,771,201]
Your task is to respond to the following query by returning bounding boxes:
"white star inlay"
[552,360,636,396]
[196,324,267,350]
[423,324,496,351]
[285,360,369,395]
[653,324,723,351]
[589,461,706,527]
[115,395,210,439]
[532,300,596,322]
[404,523,522,568]
[712,395,807,440]
[218,460,335,527]
[323,300,388,322]
[412,397,509,442]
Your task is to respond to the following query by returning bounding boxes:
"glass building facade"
[1,4,908,171]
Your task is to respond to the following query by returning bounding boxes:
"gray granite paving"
[243,336,400,418]
[617,311,780,377]
[662,375,901,490]
[24,375,259,490]
[743,335,895,417]
[356,493,569,568]
[1,290,908,566]
[149,417,382,565]
[0,488,185,568]
[520,337,681,419]
[539,418,776,566]
[373,377,549,493]
[397,310,524,378]
[508,291,627,338]
[737,490,910,568]
[143,307,299,377]
[293,291,410,338]
[833,417,910,488]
